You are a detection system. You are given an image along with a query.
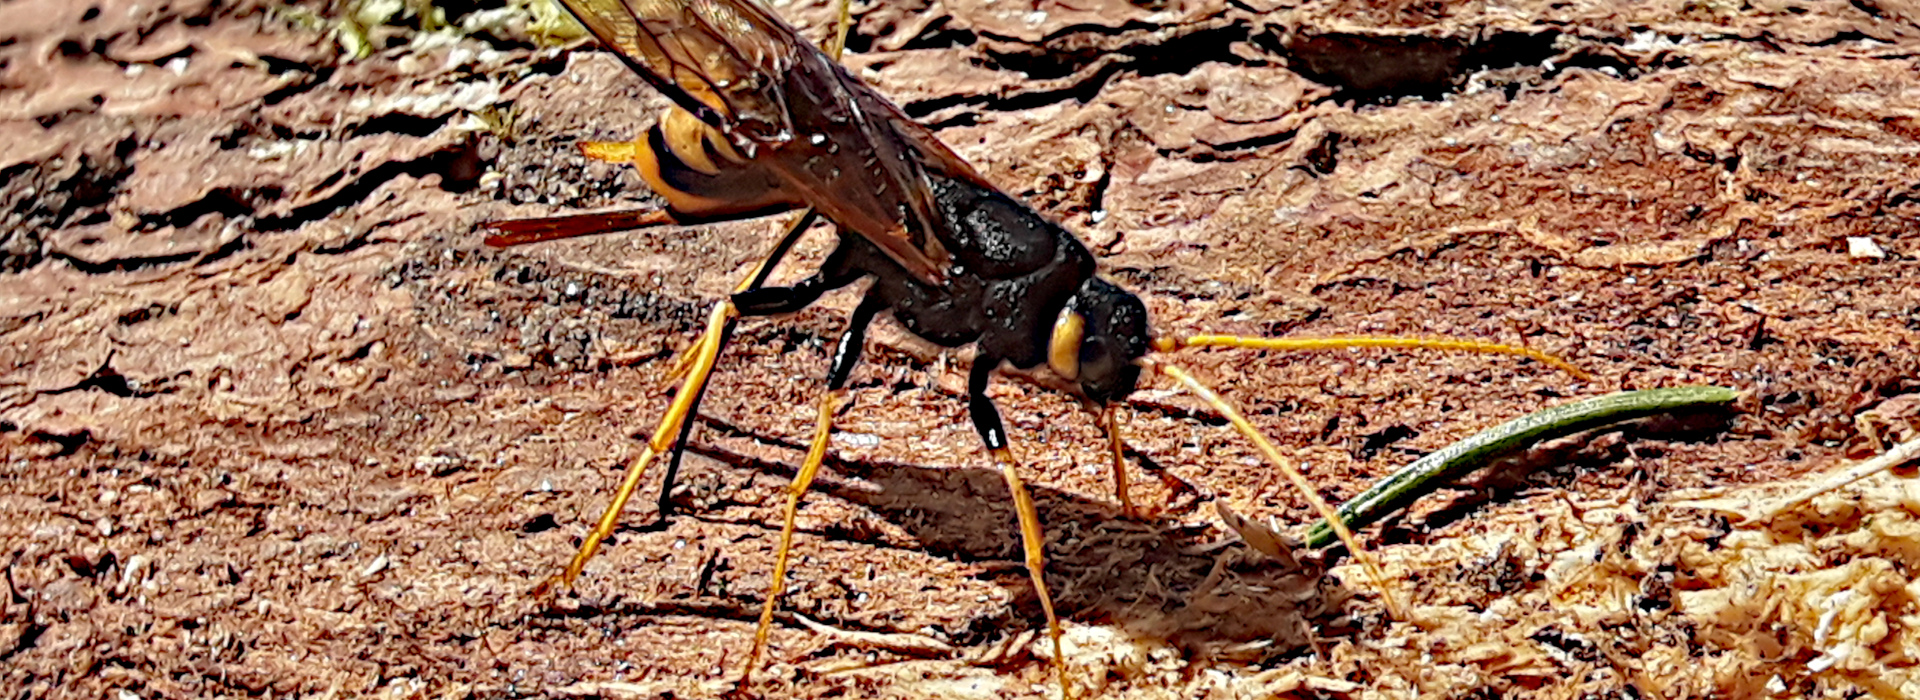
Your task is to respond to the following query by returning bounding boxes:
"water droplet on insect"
[809,133,827,146]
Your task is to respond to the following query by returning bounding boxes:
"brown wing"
[554,0,1001,285]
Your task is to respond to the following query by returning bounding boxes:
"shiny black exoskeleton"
[731,175,1151,451]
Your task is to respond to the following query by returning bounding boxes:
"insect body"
[485,0,1583,695]
[737,175,1151,407]
[488,0,1151,691]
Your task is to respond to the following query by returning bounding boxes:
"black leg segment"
[732,282,829,316]
[967,354,1009,451]
[732,256,861,317]
[829,295,886,391]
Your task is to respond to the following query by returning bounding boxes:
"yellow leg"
[734,0,854,643]
[741,389,844,686]
[540,205,816,594]
[535,299,733,596]
[1101,407,1135,518]
[540,0,858,598]
[663,312,726,385]
[991,446,1074,700]
[659,208,819,386]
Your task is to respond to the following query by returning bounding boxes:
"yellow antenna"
[1149,358,1408,619]
[1112,333,1589,621]
[1153,334,1592,381]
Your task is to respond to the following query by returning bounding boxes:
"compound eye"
[1079,336,1120,389]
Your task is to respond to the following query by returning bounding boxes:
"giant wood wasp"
[481,0,1583,695]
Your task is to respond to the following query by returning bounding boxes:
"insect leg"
[968,357,1074,700]
[1100,406,1135,518]
[743,294,885,685]
[729,246,862,316]
[742,7,866,667]
[535,212,819,597]
[655,210,821,518]
[730,281,834,315]
[536,298,730,595]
